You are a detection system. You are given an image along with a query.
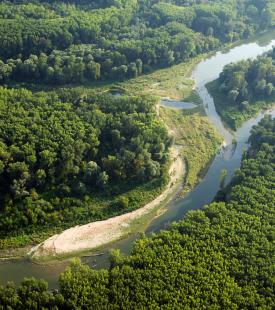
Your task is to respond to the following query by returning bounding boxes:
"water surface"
[1,30,275,288]
[161,99,196,110]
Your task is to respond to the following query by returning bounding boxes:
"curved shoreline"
[1,29,274,288]
[30,146,185,259]
[16,31,275,260]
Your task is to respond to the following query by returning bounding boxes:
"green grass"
[159,106,222,192]
[22,54,205,103]
[206,79,275,130]
[1,104,223,258]
[0,172,169,255]
[183,89,203,105]
[22,104,223,261]
[62,55,204,105]
[114,56,203,100]
[0,54,213,258]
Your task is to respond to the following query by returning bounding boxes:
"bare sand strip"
[30,146,184,258]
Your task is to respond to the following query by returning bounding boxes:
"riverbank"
[30,145,185,259]
[30,101,223,260]
[2,29,275,286]
[159,106,223,192]
[3,29,275,261]
[0,101,220,261]
[206,79,275,130]
[5,46,223,261]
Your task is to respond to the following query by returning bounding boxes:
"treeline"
[0,116,274,309]
[0,87,171,237]
[0,1,137,59]
[218,47,275,107]
[0,30,210,85]
[0,0,273,85]
[208,47,275,129]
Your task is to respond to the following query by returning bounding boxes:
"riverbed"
[1,29,275,289]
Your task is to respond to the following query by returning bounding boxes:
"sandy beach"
[30,146,184,258]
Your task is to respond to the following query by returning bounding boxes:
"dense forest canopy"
[0,87,171,239]
[207,47,275,129]
[219,48,275,106]
[0,0,274,85]
[0,116,274,309]
[0,0,274,308]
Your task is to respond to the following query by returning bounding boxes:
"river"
[1,29,275,289]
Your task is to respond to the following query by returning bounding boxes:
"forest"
[0,87,171,248]
[207,47,275,129]
[0,0,274,308]
[0,0,272,248]
[0,0,274,85]
[0,115,274,309]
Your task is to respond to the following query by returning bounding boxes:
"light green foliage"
[0,0,272,85]
[0,0,274,307]
[0,87,171,248]
[207,48,275,129]
[152,2,196,26]
[1,116,274,310]
[160,106,222,188]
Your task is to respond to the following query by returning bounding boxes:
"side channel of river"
[0,29,275,289]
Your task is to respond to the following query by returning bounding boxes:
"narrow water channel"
[1,29,275,289]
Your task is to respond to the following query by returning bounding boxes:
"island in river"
[1,29,275,288]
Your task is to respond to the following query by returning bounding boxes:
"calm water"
[1,29,275,289]
[161,99,196,110]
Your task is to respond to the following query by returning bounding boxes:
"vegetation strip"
[207,47,275,130]
[1,114,274,309]
[30,147,184,258]
[0,0,274,307]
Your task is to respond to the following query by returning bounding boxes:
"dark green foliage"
[219,48,275,104]
[1,116,274,309]
[0,278,64,310]
[0,0,273,85]
[0,1,274,308]
[0,87,170,240]
[208,48,275,129]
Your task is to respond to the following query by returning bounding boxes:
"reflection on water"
[0,259,70,290]
[192,35,275,86]
[1,30,275,289]
[221,142,237,161]
[252,29,275,47]
[192,33,275,145]
[161,99,196,110]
